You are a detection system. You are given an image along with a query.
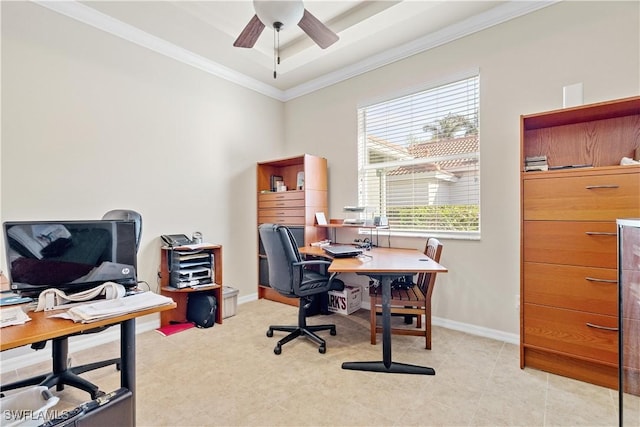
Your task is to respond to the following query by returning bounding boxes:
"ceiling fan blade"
[233,14,265,48]
[297,9,339,49]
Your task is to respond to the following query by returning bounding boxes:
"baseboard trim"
[242,293,519,345]
[430,316,519,345]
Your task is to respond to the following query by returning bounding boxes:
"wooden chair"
[369,237,443,349]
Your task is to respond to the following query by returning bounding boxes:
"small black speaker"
[187,293,216,328]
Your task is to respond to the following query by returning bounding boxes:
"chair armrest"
[293,260,331,268]
[292,260,336,296]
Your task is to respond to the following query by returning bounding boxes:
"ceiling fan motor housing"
[254,0,304,30]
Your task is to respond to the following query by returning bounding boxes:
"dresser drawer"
[258,215,305,225]
[259,199,305,209]
[523,221,617,268]
[258,208,305,217]
[523,262,617,315]
[523,172,640,221]
[258,191,305,203]
[259,196,305,209]
[523,303,618,365]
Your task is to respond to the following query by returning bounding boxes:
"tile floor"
[2,299,638,426]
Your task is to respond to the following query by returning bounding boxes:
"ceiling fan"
[233,0,339,77]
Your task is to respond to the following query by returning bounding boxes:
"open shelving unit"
[256,154,328,305]
[159,244,223,327]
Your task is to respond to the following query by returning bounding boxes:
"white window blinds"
[357,75,480,238]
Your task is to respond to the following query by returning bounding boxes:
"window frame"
[356,72,481,240]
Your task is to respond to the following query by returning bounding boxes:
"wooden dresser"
[520,96,640,389]
[256,154,328,304]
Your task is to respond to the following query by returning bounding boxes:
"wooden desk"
[1,301,175,422]
[300,246,448,374]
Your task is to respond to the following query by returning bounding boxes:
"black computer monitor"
[3,219,138,297]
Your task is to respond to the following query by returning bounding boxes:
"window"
[357,74,480,239]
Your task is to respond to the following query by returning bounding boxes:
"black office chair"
[259,223,344,355]
[0,210,142,399]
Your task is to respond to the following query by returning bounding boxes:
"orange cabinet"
[520,96,640,389]
[256,154,328,304]
[158,245,223,327]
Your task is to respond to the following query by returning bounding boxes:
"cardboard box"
[222,286,239,319]
[328,285,362,315]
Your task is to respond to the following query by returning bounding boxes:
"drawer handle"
[276,203,286,206]
[585,185,619,189]
[585,277,617,284]
[584,232,616,236]
[586,322,618,332]
[275,195,285,199]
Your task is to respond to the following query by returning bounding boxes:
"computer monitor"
[3,220,138,297]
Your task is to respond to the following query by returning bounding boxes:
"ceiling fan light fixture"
[234,0,339,78]
[254,0,304,30]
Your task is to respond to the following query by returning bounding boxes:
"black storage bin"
[187,293,217,328]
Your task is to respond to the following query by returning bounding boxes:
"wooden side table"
[158,245,223,326]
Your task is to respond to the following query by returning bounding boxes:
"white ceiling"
[36,1,555,101]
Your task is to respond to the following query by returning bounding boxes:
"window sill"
[358,229,480,241]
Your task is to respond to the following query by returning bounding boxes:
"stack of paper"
[0,306,32,328]
[53,292,174,323]
[524,155,548,171]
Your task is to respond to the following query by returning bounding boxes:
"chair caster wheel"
[274,345,281,355]
[267,329,273,338]
[319,346,326,354]
[330,328,337,336]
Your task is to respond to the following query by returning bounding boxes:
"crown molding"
[34,0,557,103]
[282,1,558,101]
[33,1,287,101]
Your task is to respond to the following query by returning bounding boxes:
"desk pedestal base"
[343,273,436,376]
[342,361,435,375]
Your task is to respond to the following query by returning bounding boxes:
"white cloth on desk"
[35,282,126,312]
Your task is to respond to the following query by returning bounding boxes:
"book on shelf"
[524,164,549,172]
[525,160,548,166]
[548,164,593,170]
[525,155,547,163]
[524,154,549,172]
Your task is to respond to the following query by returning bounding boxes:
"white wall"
[1,1,638,348]
[284,1,640,336]
[1,2,285,305]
